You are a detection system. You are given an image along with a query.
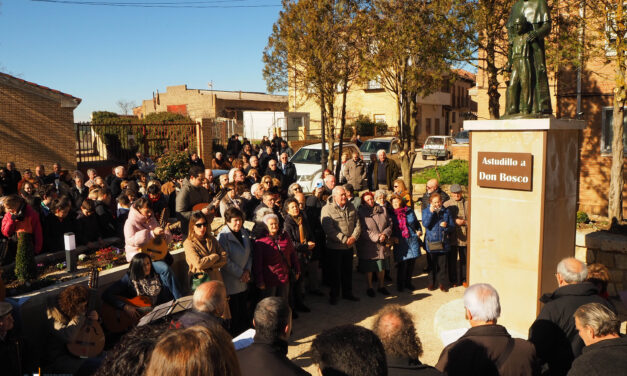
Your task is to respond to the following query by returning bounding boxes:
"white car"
[290,142,360,193]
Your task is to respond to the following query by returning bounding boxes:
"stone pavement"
[285,256,467,374]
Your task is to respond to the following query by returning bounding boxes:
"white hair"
[114,165,125,174]
[557,257,588,283]
[464,283,501,322]
[228,168,238,183]
[332,186,345,197]
[262,213,279,226]
[216,152,222,158]
[374,189,388,201]
[251,183,261,196]
[377,149,387,157]
[255,207,274,223]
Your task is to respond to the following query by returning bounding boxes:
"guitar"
[101,295,153,333]
[139,208,170,261]
[191,189,227,212]
[67,268,105,358]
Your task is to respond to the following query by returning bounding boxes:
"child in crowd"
[76,199,102,248]
[117,195,131,231]
[43,196,77,252]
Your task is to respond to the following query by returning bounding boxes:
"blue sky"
[0,0,282,121]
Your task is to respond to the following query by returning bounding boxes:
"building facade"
[0,72,81,172]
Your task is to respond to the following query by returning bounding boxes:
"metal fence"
[75,122,197,164]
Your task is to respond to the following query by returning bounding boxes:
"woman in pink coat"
[124,197,182,298]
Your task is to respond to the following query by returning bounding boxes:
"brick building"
[289,70,476,144]
[139,84,288,123]
[471,24,626,217]
[0,72,81,172]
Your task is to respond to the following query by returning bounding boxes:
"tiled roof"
[0,72,81,107]
[453,69,476,83]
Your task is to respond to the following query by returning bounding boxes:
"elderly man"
[343,151,367,191]
[175,166,211,234]
[372,304,442,375]
[372,150,400,190]
[529,257,615,376]
[176,281,228,331]
[109,165,127,198]
[321,186,361,305]
[568,303,627,376]
[237,297,310,376]
[246,155,260,174]
[212,151,230,170]
[323,174,336,198]
[136,152,156,173]
[4,162,21,195]
[444,184,468,287]
[84,168,97,188]
[420,178,450,211]
[436,283,540,375]
[279,152,297,188]
[35,165,49,186]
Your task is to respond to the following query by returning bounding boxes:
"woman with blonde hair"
[392,178,412,207]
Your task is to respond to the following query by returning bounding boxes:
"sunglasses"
[195,222,208,228]
[294,187,302,191]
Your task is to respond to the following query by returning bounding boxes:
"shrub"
[155,150,192,182]
[15,232,37,282]
[144,112,193,123]
[346,115,388,137]
[576,211,590,224]
[413,159,469,185]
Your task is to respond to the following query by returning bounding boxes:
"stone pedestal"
[463,118,585,335]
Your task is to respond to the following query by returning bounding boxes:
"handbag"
[427,240,444,251]
[191,272,211,292]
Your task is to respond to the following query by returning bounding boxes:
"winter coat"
[444,197,468,246]
[176,309,224,330]
[217,225,253,295]
[528,282,616,376]
[253,232,300,288]
[123,207,172,262]
[69,186,88,211]
[372,158,400,190]
[387,356,443,376]
[175,178,210,233]
[94,199,117,238]
[283,214,314,257]
[343,158,368,191]
[1,204,43,253]
[75,212,101,245]
[320,196,361,250]
[567,336,627,376]
[183,236,227,281]
[436,324,540,376]
[356,204,392,260]
[421,205,454,254]
[43,214,78,252]
[280,161,297,187]
[391,206,422,262]
[237,338,311,376]
[264,168,284,187]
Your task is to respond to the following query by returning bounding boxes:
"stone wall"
[574,229,627,296]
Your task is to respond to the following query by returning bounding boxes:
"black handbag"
[427,240,444,251]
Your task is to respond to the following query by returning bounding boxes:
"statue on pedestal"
[503,0,552,118]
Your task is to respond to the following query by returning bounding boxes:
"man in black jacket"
[279,152,297,189]
[528,258,616,376]
[420,179,450,211]
[237,297,310,376]
[175,281,228,332]
[372,304,442,376]
[568,302,627,376]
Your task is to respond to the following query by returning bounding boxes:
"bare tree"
[116,99,137,116]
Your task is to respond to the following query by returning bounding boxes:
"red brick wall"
[0,83,77,173]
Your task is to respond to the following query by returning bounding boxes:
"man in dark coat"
[237,297,310,376]
[175,166,211,235]
[264,159,285,188]
[528,258,616,376]
[436,283,540,376]
[568,302,627,376]
[4,162,21,195]
[372,150,399,191]
[278,152,297,188]
[372,304,442,376]
[175,281,228,332]
[259,145,277,174]
[226,134,242,157]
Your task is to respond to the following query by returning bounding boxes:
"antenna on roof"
[208,81,213,90]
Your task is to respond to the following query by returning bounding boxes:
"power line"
[32,0,281,8]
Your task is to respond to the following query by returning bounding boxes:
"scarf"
[131,275,162,299]
[292,215,306,244]
[394,207,410,239]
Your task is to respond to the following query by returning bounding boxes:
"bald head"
[192,281,227,317]
[557,257,588,285]
[426,179,439,193]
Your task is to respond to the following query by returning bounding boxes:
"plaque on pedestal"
[464,118,585,335]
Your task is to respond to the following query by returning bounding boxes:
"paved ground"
[286,255,467,374]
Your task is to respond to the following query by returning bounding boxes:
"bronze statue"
[503,0,552,118]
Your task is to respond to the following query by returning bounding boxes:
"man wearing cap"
[444,184,468,287]
[0,301,22,375]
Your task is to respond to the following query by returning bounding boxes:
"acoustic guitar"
[101,295,153,333]
[67,268,106,358]
[191,189,227,213]
[139,208,170,261]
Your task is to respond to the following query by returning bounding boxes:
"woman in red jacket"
[1,194,43,254]
[254,213,300,302]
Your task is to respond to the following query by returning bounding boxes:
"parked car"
[421,136,455,160]
[359,137,401,163]
[290,142,360,193]
[454,130,469,144]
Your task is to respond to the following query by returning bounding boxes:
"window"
[601,107,627,154]
[452,111,457,123]
[426,118,432,134]
[374,114,386,123]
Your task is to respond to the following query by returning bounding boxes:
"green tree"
[15,232,36,283]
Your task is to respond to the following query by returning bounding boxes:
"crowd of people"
[0,134,624,375]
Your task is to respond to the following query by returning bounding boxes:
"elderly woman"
[390,194,422,292]
[287,183,303,198]
[217,207,252,335]
[422,193,455,292]
[253,214,300,302]
[357,191,393,297]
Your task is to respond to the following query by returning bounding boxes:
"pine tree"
[15,232,37,283]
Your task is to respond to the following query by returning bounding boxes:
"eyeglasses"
[294,187,302,192]
[195,223,208,228]
[394,185,399,188]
